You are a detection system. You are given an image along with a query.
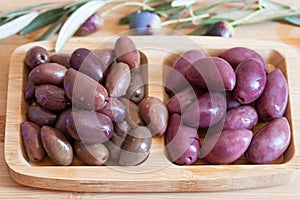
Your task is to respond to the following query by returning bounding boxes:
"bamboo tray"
[4,36,300,192]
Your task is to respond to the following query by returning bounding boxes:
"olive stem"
[229,9,263,26]
[100,2,154,18]
[161,13,210,26]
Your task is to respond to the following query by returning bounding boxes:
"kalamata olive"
[74,141,109,166]
[129,11,162,35]
[165,114,200,165]
[21,121,45,162]
[75,12,103,36]
[165,50,205,94]
[65,110,113,144]
[27,103,57,126]
[35,84,68,111]
[29,63,67,86]
[100,97,126,123]
[138,96,168,136]
[114,120,132,135]
[204,129,253,164]
[50,53,71,68]
[166,86,205,114]
[55,108,72,134]
[182,92,226,128]
[226,91,240,109]
[185,57,236,91]
[119,126,152,166]
[256,69,288,122]
[205,21,234,38]
[70,48,106,83]
[105,62,131,98]
[126,71,145,103]
[64,68,108,111]
[115,36,140,70]
[24,81,37,100]
[120,98,145,127]
[93,48,115,77]
[245,117,291,164]
[41,126,73,165]
[25,46,50,70]
[223,105,258,130]
[105,130,128,165]
[233,58,266,104]
[219,47,268,72]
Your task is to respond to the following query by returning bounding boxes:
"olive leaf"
[0,2,53,19]
[258,0,290,10]
[19,8,66,35]
[283,16,300,26]
[55,1,108,52]
[143,0,165,3]
[0,11,39,40]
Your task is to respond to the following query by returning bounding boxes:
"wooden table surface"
[1,0,300,199]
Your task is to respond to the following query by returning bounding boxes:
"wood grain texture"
[4,36,300,192]
[1,0,300,199]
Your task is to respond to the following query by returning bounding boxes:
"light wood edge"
[4,36,300,192]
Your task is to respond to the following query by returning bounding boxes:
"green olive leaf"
[19,8,65,35]
[118,11,137,25]
[283,16,300,26]
[0,11,38,40]
[55,1,107,52]
[143,0,165,3]
[258,0,290,10]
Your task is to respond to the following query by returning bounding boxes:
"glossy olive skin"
[64,68,108,111]
[256,69,288,122]
[129,11,162,35]
[105,62,131,98]
[70,48,106,83]
[24,81,37,100]
[50,53,71,68]
[27,103,57,126]
[233,58,266,104]
[138,96,168,136]
[105,130,128,165]
[165,50,205,94]
[35,84,68,111]
[126,71,145,103]
[21,121,45,162]
[204,129,253,164]
[114,36,140,70]
[41,126,73,166]
[120,98,145,127]
[119,126,152,166]
[100,97,126,123]
[185,57,236,91]
[55,109,72,134]
[245,117,291,164]
[74,141,109,166]
[218,47,268,72]
[205,21,234,38]
[25,46,50,70]
[166,86,204,114]
[165,114,200,165]
[93,48,115,77]
[223,105,258,130]
[29,63,67,86]
[182,92,226,128]
[65,110,113,144]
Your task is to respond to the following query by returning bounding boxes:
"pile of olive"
[21,36,168,166]
[165,47,291,165]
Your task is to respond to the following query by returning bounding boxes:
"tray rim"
[4,36,300,192]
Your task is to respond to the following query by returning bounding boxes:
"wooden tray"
[4,36,300,192]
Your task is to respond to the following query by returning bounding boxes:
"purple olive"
[165,114,200,165]
[129,11,161,35]
[205,21,234,38]
[75,12,103,36]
